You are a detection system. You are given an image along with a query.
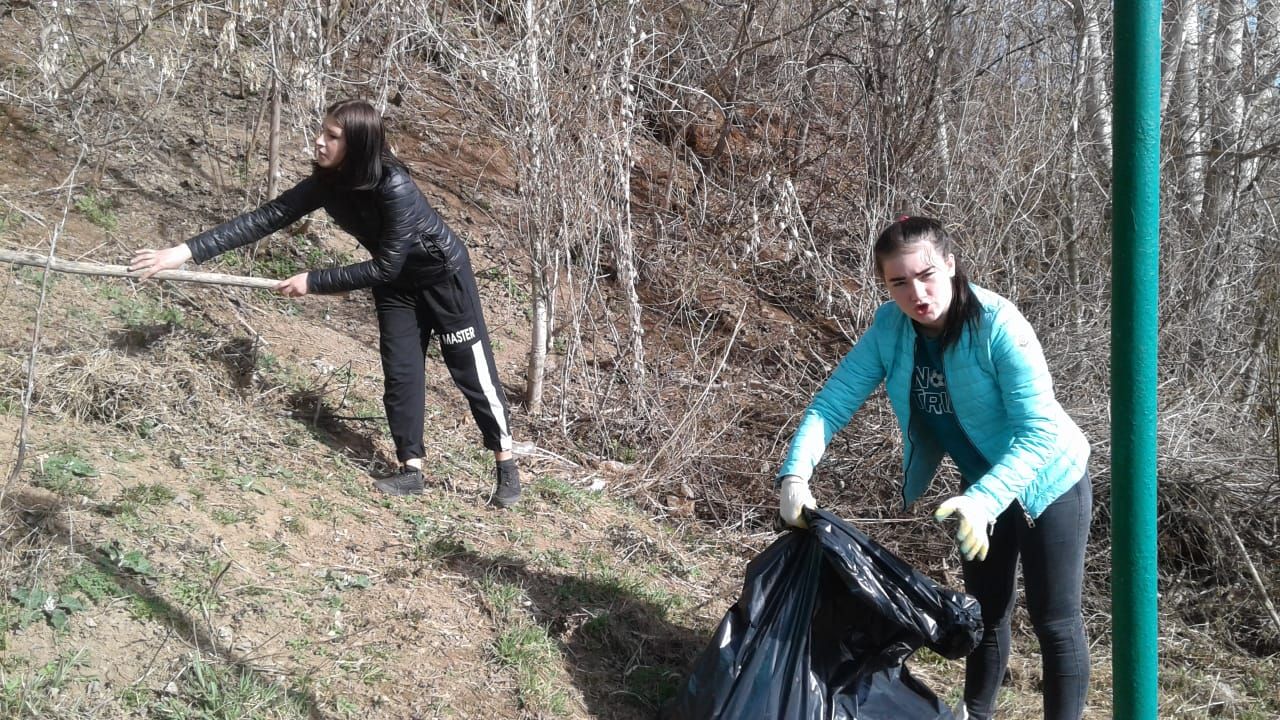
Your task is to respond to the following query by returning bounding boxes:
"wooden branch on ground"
[0,249,279,289]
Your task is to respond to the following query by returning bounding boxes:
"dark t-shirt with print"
[911,333,992,488]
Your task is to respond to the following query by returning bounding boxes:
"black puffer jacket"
[185,162,467,293]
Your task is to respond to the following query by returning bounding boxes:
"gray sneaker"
[374,466,423,496]
[491,459,521,508]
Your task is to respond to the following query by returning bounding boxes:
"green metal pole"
[1111,1,1160,718]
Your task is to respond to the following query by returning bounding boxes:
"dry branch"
[1224,513,1280,639]
[0,250,280,289]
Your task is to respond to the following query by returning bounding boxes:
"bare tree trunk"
[520,0,553,415]
[1253,0,1280,90]
[1160,0,1188,116]
[1201,0,1244,231]
[615,0,645,383]
[1070,0,1112,161]
[1064,3,1088,326]
[1170,0,1205,208]
[925,1,952,200]
[267,78,282,200]
[526,252,550,415]
[1197,0,1246,316]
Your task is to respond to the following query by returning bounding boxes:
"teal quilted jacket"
[778,285,1089,520]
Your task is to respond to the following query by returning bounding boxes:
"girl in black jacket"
[132,99,520,506]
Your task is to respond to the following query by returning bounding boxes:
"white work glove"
[934,495,994,562]
[778,475,817,528]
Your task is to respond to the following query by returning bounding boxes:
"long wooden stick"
[0,249,279,289]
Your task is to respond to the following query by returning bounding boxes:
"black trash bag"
[663,508,982,720]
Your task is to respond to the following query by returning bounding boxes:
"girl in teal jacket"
[777,216,1091,720]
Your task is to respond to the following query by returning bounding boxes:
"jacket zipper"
[937,339,1033,528]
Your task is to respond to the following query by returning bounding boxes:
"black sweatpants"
[961,474,1092,720]
[372,261,512,462]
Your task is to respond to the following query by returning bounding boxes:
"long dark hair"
[315,99,402,190]
[873,216,980,349]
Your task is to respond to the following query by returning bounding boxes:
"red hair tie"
[896,214,910,223]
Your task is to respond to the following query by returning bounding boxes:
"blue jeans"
[961,475,1091,720]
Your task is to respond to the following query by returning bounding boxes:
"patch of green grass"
[106,482,176,518]
[98,541,156,578]
[248,538,289,559]
[210,507,251,525]
[533,547,572,570]
[97,280,125,300]
[608,440,639,464]
[0,394,18,416]
[225,473,269,495]
[66,304,102,324]
[61,558,175,625]
[323,569,371,591]
[259,225,345,277]
[624,664,683,709]
[119,684,150,709]
[400,512,473,561]
[0,650,90,716]
[171,577,221,612]
[491,621,571,716]
[561,559,687,620]
[150,654,309,719]
[34,452,99,496]
[126,594,170,622]
[108,446,145,462]
[15,266,51,286]
[112,295,185,329]
[478,574,525,623]
[64,561,127,605]
[503,527,534,545]
[0,210,25,237]
[136,417,160,440]
[476,266,530,305]
[307,496,336,521]
[527,475,594,511]
[334,697,361,717]
[335,649,388,686]
[75,189,118,232]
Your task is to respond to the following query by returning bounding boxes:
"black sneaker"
[491,459,521,508]
[374,465,423,496]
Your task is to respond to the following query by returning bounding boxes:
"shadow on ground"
[2,487,332,719]
[286,388,392,472]
[441,547,708,720]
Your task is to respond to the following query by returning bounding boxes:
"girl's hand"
[934,495,994,562]
[276,272,310,297]
[778,475,817,528]
[130,244,192,279]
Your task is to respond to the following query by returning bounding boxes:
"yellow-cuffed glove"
[934,495,994,562]
[778,475,817,528]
